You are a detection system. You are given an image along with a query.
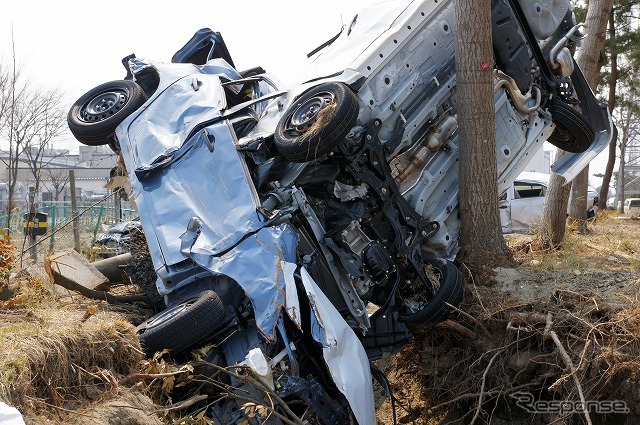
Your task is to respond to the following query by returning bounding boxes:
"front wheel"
[274,82,359,162]
[136,290,226,357]
[397,258,464,327]
[68,80,147,146]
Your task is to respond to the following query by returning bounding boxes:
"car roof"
[515,172,551,185]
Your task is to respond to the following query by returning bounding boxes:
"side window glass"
[514,182,546,199]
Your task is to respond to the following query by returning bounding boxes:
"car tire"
[398,258,464,327]
[68,80,147,146]
[136,290,226,357]
[274,82,359,162]
[547,98,595,153]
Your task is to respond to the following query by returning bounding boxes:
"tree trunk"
[541,149,573,247]
[542,0,612,247]
[568,0,613,231]
[568,165,590,233]
[455,0,509,270]
[598,11,618,211]
[619,143,626,214]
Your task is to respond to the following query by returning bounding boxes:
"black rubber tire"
[274,82,359,162]
[398,258,464,326]
[68,80,147,146]
[547,98,595,153]
[136,290,226,357]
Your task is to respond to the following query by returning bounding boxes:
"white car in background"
[500,172,597,233]
[624,198,640,216]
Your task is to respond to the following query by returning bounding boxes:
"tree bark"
[598,11,618,211]
[542,0,612,247]
[541,149,573,247]
[619,142,626,214]
[455,0,509,270]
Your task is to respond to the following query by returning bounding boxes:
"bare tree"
[0,63,10,125]
[599,1,640,210]
[19,89,67,194]
[542,0,612,246]
[0,36,67,232]
[598,10,618,211]
[4,33,26,227]
[3,86,46,200]
[42,167,70,202]
[455,0,510,270]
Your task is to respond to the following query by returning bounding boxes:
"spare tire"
[274,82,359,162]
[136,290,226,357]
[68,80,147,146]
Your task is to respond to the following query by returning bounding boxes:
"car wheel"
[547,98,595,153]
[136,290,226,357]
[274,82,359,162]
[68,80,147,146]
[397,258,464,327]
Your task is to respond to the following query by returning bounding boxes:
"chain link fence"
[1,192,137,262]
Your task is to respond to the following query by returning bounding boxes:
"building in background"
[520,146,552,175]
[0,145,118,210]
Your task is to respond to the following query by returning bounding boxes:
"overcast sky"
[1,0,614,187]
[1,1,372,103]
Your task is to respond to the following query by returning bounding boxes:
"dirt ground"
[1,213,639,424]
[376,214,640,424]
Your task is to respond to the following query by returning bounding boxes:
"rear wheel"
[397,258,464,326]
[136,290,226,357]
[547,98,595,153]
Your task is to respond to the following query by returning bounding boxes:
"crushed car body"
[67,0,612,423]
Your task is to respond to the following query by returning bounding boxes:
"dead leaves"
[242,401,270,419]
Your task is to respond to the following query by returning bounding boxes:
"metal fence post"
[28,187,37,261]
[49,205,56,252]
[69,170,81,252]
[94,206,104,241]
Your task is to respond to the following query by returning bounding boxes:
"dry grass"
[0,303,143,418]
[0,238,145,422]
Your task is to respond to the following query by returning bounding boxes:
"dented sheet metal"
[299,267,376,425]
[120,118,264,268]
[283,261,302,329]
[127,74,226,171]
[183,224,297,340]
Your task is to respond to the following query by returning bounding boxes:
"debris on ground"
[45,250,149,305]
[46,250,110,291]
